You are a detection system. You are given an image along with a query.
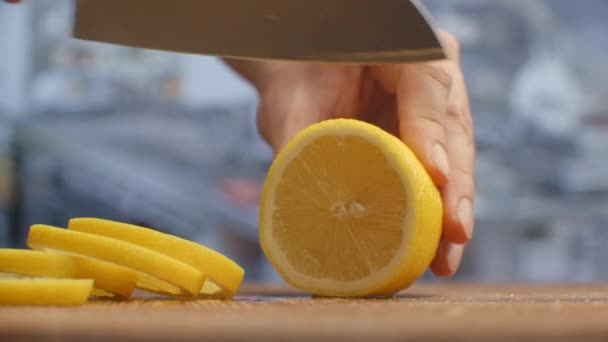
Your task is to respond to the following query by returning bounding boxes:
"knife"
[72,0,445,64]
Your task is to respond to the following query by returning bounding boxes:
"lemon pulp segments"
[259,119,442,297]
[27,225,205,297]
[272,135,406,282]
[68,218,244,298]
[0,249,137,298]
[0,278,93,306]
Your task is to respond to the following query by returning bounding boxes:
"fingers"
[430,241,465,276]
[371,49,456,187]
[397,63,453,186]
[373,30,475,277]
[439,40,475,245]
[440,95,475,244]
[431,32,475,276]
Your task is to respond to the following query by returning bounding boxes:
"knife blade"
[72,0,445,64]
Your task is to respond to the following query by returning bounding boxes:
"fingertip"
[442,196,474,244]
[430,142,450,186]
[430,240,451,277]
[457,198,474,239]
[431,241,465,277]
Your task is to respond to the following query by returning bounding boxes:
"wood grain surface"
[1,282,608,341]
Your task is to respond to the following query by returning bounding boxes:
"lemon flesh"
[259,119,442,297]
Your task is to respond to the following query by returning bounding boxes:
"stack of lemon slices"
[259,119,443,297]
[0,218,244,305]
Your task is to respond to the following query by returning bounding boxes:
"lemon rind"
[0,278,93,306]
[67,218,244,298]
[27,225,205,297]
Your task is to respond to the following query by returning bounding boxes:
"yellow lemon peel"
[0,278,93,306]
[68,218,244,298]
[27,225,205,297]
[0,249,137,298]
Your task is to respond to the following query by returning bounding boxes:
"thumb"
[256,91,322,155]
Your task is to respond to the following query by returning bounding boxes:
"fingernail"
[457,198,474,239]
[446,243,465,274]
[431,143,449,180]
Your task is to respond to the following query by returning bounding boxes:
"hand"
[226,30,475,277]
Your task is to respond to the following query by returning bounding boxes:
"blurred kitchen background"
[0,0,606,283]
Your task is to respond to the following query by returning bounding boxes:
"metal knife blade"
[73,0,445,64]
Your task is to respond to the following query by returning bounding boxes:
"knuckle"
[419,114,444,132]
[401,108,446,135]
[453,167,476,194]
[417,63,453,91]
[460,114,474,137]
[438,30,461,61]
[448,104,474,137]
[446,102,463,120]
[457,167,475,184]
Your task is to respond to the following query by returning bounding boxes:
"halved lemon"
[27,225,205,297]
[0,278,93,306]
[259,119,442,297]
[0,249,137,298]
[67,218,245,298]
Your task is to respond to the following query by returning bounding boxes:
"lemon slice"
[27,225,205,297]
[259,119,442,297]
[0,249,137,298]
[0,278,93,306]
[68,218,245,298]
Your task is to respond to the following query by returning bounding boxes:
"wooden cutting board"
[1,282,607,341]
